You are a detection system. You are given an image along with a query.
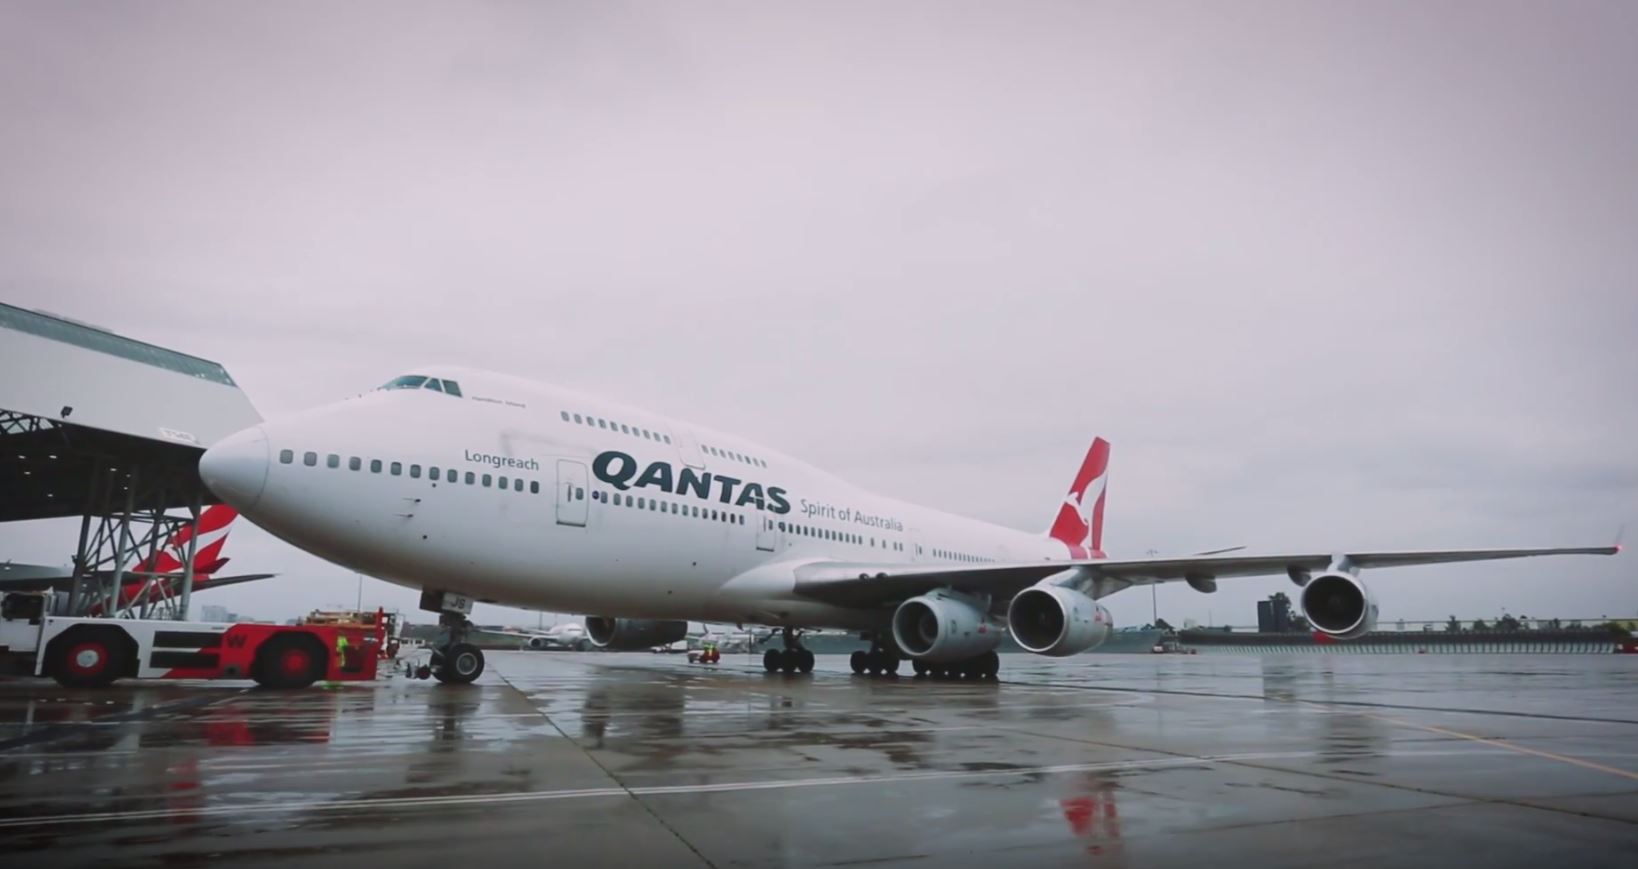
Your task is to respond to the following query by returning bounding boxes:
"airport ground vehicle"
[0,591,384,688]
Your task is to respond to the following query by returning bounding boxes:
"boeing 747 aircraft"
[197,367,1618,683]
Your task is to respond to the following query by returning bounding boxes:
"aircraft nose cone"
[199,425,270,510]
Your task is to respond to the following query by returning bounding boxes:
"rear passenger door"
[555,460,588,527]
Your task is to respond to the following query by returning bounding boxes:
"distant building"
[200,604,236,623]
[1257,593,1296,634]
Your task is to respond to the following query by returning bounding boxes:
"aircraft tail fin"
[130,505,239,577]
[1046,438,1110,558]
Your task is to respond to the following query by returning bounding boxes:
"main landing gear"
[763,627,815,675]
[910,651,1000,680]
[849,636,902,677]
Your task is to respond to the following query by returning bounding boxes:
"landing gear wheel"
[780,650,799,674]
[850,651,867,675]
[434,643,485,684]
[253,634,326,690]
[764,648,783,673]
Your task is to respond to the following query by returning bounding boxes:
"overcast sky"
[2,1,1634,630]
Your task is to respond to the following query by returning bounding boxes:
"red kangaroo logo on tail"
[1047,438,1109,559]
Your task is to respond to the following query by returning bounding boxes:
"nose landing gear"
[420,594,485,685]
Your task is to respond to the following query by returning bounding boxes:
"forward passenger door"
[555,460,588,527]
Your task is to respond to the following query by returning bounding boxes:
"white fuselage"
[206,368,1068,631]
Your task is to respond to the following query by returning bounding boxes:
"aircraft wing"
[0,570,274,595]
[187,572,276,590]
[791,545,1619,608]
[0,563,73,592]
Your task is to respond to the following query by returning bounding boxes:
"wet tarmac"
[1,651,1635,868]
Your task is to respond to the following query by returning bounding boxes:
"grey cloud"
[1,1,1633,627]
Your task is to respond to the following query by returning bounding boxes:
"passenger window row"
[593,490,743,524]
[933,547,991,564]
[701,444,767,468]
[777,521,901,550]
[562,411,672,445]
[279,449,546,496]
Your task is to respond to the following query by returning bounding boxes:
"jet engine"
[890,590,1005,663]
[1007,585,1113,656]
[584,617,689,650]
[1299,572,1378,639]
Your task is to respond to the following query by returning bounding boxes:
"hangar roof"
[0,303,262,522]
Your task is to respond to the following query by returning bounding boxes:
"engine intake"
[585,617,688,650]
[1007,586,1112,656]
[1299,572,1378,639]
[891,590,1004,663]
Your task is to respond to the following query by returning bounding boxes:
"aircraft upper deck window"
[422,379,443,393]
[574,413,583,424]
[371,459,383,473]
[390,462,402,476]
[382,375,428,390]
[349,457,362,471]
[441,380,462,397]
[326,454,340,469]
[303,451,318,466]
[279,449,294,464]
[561,411,570,422]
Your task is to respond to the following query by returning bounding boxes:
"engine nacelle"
[1299,572,1378,639]
[584,617,689,650]
[1007,585,1113,656]
[891,590,1005,663]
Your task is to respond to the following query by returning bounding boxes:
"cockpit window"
[382,375,428,390]
[379,374,463,397]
